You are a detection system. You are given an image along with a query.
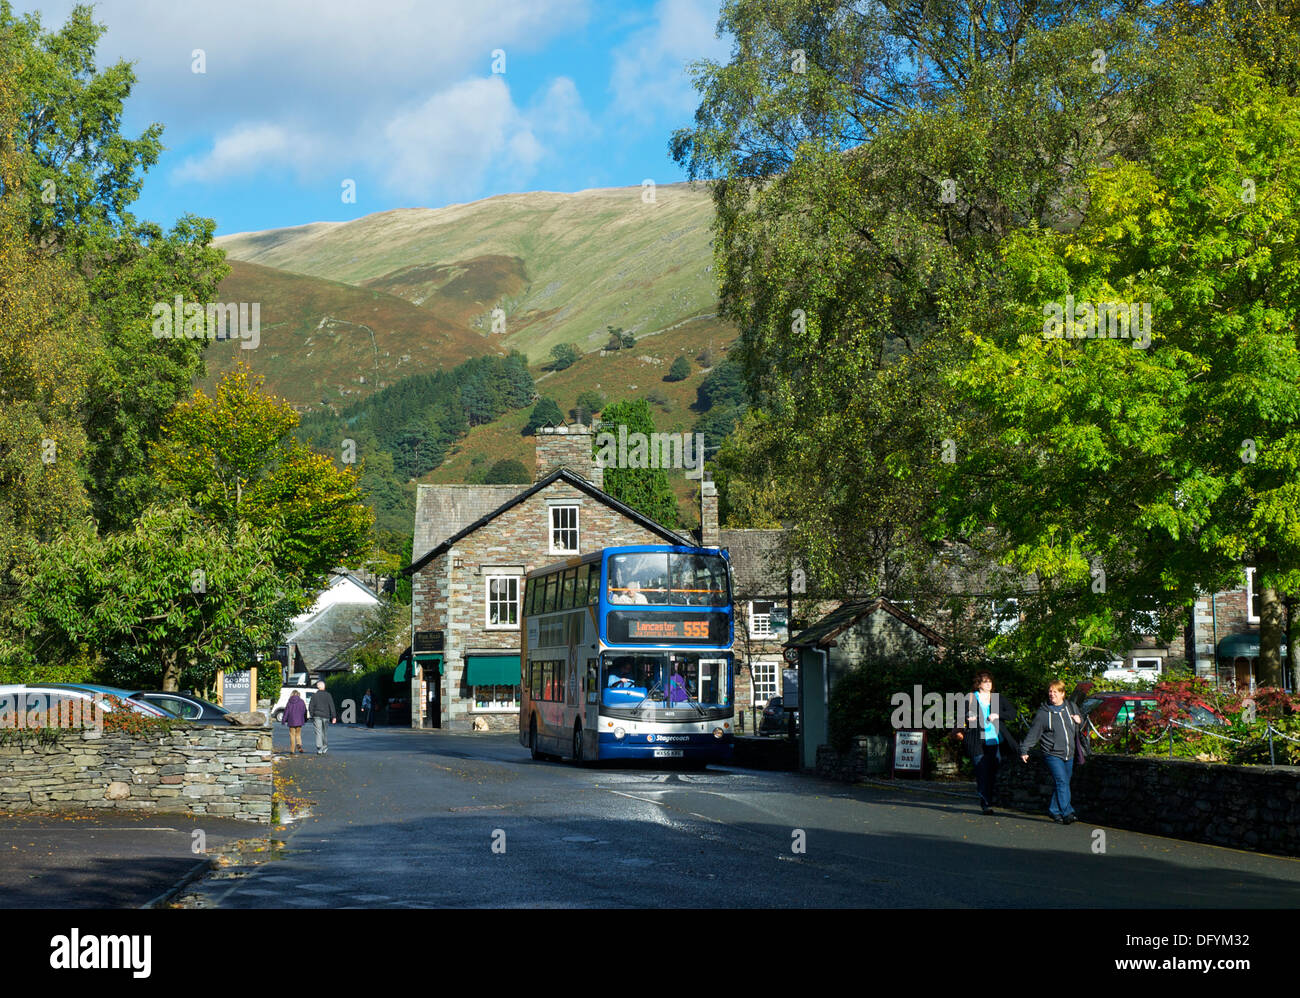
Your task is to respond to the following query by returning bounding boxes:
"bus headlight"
[614,727,626,740]
[713,727,724,739]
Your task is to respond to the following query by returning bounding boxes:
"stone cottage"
[403,426,693,731]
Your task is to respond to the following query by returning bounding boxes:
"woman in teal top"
[957,671,1020,815]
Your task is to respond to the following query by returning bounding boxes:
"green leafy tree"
[595,399,680,527]
[944,70,1300,680]
[573,389,606,423]
[525,397,564,434]
[1,3,229,530]
[666,356,691,382]
[669,0,1212,597]
[0,49,103,674]
[9,506,306,691]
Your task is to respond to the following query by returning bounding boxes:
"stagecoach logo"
[649,735,689,743]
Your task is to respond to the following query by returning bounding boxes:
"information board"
[222,670,253,713]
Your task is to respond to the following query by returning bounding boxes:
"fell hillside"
[428,315,738,528]
[204,260,498,408]
[215,183,721,366]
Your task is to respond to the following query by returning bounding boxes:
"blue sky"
[21,0,731,236]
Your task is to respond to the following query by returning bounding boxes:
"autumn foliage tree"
[151,366,374,584]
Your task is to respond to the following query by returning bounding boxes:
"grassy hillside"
[215,183,721,366]
[208,183,741,534]
[204,260,497,408]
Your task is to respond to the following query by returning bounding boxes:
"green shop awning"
[398,655,442,682]
[1217,634,1287,660]
[465,654,521,687]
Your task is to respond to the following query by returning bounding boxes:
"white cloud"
[530,77,596,141]
[173,123,320,183]
[377,77,527,199]
[608,0,729,122]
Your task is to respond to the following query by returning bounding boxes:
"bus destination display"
[606,611,728,644]
[628,618,710,640]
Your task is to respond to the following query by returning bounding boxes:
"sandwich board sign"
[893,730,925,778]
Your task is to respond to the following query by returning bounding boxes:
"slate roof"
[403,467,695,578]
[290,601,381,671]
[786,597,946,649]
[718,528,793,595]
[412,484,532,564]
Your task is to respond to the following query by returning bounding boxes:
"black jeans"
[974,743,1000,806]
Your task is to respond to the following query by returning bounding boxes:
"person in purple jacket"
[282,690,308,754]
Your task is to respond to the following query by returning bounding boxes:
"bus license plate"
[654,749,684,758]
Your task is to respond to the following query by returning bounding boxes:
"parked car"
[759,695,797,734]
[1080,688,1227,744]
[271,673,322,723]
[386,695,411,725]
[129,692,232,724]
[0,684,174,720]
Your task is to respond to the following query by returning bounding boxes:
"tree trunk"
[162,656,182,693]
[1259,586,1284,687]
[1288,595,1299,692]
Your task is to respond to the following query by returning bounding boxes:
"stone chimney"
[535,424,602,489]
[699,480,719,547]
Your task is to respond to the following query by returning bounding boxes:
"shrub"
[549,343,580,371]
[483,459,530,483]
[665,356,691,382]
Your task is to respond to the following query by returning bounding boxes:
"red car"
[1078,685,1227,743]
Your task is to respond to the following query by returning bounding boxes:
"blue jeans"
[1043,754,1074,817]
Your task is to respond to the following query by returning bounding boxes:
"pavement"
[0,810,259,908]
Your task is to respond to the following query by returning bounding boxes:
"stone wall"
[816,740,1300,857]
[815,736,902,781]
[0,725,272,823]
[997,753,1300,855]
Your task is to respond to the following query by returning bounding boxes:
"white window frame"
[549,505,579,555]
[748,602,773,638]
[991,598,1019,635]
[751,660,779,706]
[1246,567,1259,623]
[471,684,521,712]
[485,575,521,630]
[1132,657,1162,674]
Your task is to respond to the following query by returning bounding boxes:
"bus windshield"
[601,652,730,715]
[606,552,729,607]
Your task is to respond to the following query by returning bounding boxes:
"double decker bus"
[519,545,734,765]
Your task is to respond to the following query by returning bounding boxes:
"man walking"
[309,681,338,755]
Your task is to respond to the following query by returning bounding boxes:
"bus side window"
[544,573,558,613]
[588,563,600,605]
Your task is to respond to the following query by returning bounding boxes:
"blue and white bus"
[519,545,734,764]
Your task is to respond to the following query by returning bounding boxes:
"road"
[177,724,1300,908]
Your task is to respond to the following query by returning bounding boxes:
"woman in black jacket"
[1020,679,1084,823]
[956,671,1020,815]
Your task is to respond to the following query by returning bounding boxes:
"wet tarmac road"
[178,724,1300,908]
